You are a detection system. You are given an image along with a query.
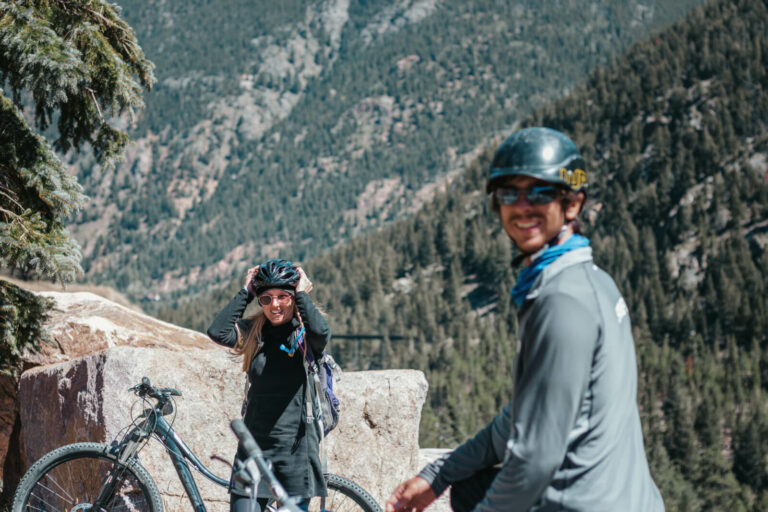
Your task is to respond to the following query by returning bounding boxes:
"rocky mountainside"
[68,0,705,301]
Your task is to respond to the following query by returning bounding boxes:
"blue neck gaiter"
[511,234,590,306]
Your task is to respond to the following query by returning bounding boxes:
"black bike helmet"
[487,127,587,193]
[251,259,300,296]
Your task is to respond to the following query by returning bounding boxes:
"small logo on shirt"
[615,298,628,323]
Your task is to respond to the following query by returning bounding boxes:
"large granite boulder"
[325,370,428,503]
[8,291,430,511]
[1,290,216,494]
[17,349,427,511]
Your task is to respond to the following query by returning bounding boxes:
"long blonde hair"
[232,302,307,372]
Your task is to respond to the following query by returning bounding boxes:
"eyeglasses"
[493,185,560,205]
[257,293,293,307]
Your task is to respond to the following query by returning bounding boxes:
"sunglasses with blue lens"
[493,184,560,205]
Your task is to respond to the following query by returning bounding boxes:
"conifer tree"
[0,0,154,373]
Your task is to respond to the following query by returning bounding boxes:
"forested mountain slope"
[158,0,768,508]
[70,0,704,300]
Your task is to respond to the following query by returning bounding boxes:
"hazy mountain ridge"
[68,0,705,300]
[71,0,352,274]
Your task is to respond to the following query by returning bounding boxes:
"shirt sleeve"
[473,293,598,512]
[207,287,254,348]
[295,291,331,355]
[418,407,510,496]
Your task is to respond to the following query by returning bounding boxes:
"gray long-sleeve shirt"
[419,247,663,511]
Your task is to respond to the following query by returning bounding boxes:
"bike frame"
[114,381,334,512]
[130,412,229,512]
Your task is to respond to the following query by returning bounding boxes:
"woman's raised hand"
[295,267,313,294]
[244,266,260,295]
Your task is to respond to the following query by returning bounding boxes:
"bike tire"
[12,442,163,512]
[310,473,382,512]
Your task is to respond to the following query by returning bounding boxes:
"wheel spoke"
[41,473,77,503]
[30,481,75,506]
[15,444,160,512]
[23,494,67,512]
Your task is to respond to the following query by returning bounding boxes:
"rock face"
[27,291,212,366]
[326,370,428,504]
[6,291,431,511]
[0,291,215,494]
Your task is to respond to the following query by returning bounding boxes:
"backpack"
[287,325,340,437]
[306,349,341,436]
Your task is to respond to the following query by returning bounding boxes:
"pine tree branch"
[0,185,23,211]
[1,91,86,281]
[0,207,26,230]
[85,86,103,122]
[1,93,87,214]
[0,280,54,376]
[0,0,154,165]
[0,204,25,223]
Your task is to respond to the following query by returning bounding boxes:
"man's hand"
[385,476,437,512]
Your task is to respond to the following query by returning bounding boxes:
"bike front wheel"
[12,442,163,512]
[309,473,381,512]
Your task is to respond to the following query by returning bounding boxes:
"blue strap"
[511,234,590,306]
[279,327,305,357]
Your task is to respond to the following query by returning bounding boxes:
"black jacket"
[207,288,330,499]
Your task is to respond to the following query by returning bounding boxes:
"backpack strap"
[294,327,329,454]
[301,351,328,471]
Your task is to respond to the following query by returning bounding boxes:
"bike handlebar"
[129,376,182,400]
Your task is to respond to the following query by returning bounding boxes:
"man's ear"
[565,191,585,221]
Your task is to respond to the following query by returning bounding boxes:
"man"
[386,127,664,511]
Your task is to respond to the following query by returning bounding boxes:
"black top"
[207,287,330,499]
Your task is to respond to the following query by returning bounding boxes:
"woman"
[207,258,330,512]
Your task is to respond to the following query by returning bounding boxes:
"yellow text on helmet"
[559,168,587,189]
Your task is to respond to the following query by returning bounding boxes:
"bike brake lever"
[128,376,150,389]
[127,383,144,394]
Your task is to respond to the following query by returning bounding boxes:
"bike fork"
[93,437,143,509]
[92,463,129,510]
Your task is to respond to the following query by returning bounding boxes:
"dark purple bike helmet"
[251,259,300,296]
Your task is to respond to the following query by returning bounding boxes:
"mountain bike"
[11,377,381,512]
